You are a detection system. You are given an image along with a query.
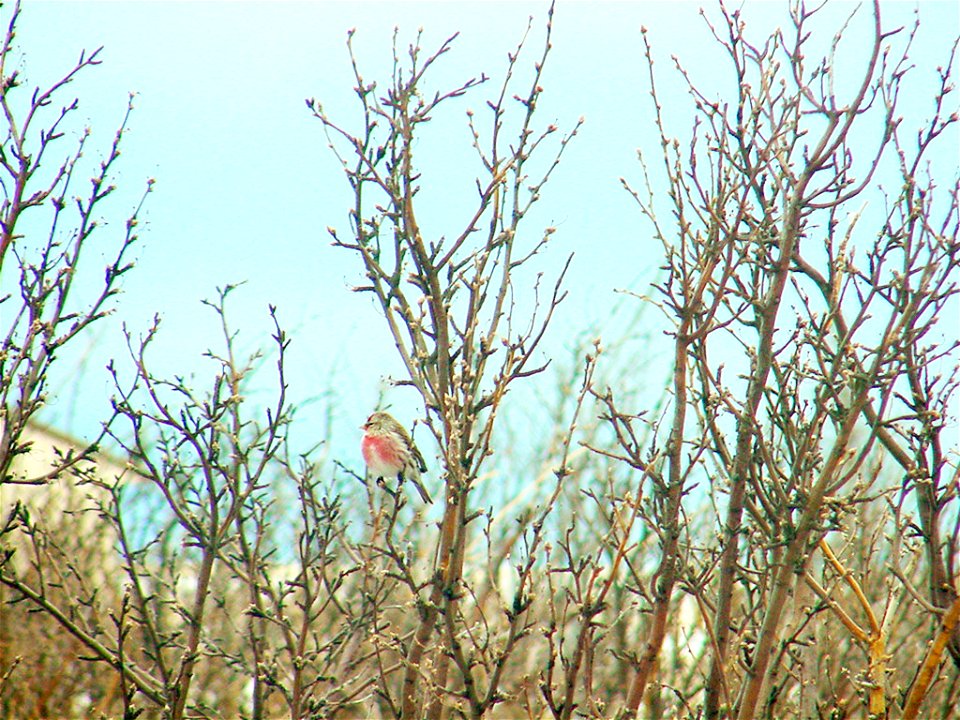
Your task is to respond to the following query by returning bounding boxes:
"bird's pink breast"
[362,434,401,472]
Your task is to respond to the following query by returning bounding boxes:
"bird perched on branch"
[361,411,432,504]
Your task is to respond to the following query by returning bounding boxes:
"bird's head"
[362,411,393,434]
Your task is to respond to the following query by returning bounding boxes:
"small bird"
[361,411,432,504]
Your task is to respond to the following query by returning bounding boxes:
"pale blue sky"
[13,1,960,463]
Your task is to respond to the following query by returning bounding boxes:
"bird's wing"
[412,443,427,473]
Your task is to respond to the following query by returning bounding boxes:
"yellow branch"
[815,539,887,716]
[902,596,960,720]
[804,571,869,643]
[819,539,881,635]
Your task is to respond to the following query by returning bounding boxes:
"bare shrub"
[1,1,956,719]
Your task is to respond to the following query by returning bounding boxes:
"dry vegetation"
[1,1,958,718]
